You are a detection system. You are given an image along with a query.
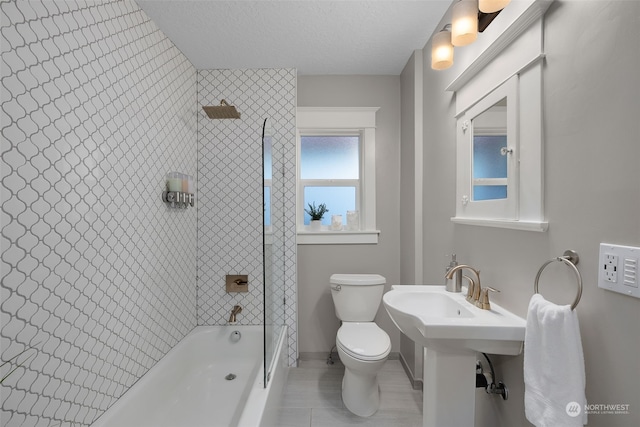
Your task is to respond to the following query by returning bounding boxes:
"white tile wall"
[1,1,197,425]
[197,69,298,365]
[1,3,299,426]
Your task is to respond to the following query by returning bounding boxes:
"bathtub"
[92,325,288,427]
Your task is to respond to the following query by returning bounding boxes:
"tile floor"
[276,358,423,427]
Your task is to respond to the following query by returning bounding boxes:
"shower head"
[202,99,241,119]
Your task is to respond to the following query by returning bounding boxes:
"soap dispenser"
[445,254,463,292]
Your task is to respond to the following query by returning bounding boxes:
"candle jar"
[347,210,359,231]
[331,214,343,231]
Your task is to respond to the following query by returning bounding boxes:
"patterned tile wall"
[1,1,197,426]
[197,69,298,365]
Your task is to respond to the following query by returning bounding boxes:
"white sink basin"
[383,285,525,355]
[384,285,527,427]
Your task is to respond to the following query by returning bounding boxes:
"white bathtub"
[92,325,288,427]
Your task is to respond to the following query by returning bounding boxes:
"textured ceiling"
[136,0,451,75]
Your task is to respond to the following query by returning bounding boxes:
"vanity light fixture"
[451,0,478,46]
[431,24,454,70]
[479,0,511,13]
[431,0,508,70]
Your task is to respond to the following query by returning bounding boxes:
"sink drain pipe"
[476,353,509,400]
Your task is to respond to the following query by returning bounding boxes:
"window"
[297,107,379,244]
[300,134,359,225]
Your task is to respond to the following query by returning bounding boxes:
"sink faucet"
[445,265,482,303]
[444,266,500,310]
[228,305,242,324]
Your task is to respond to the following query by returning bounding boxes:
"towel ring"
[534,250,582,310]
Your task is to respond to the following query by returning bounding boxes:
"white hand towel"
[524,294,587,427]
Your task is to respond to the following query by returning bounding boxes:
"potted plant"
[305,202,328,231]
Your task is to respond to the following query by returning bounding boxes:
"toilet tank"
[330,274,386,321]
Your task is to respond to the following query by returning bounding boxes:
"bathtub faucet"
[228,305,242,324]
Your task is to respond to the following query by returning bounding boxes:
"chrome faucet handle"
[476,286,500,310]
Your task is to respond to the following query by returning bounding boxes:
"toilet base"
[341,365,381,417]
[334,321,390,418]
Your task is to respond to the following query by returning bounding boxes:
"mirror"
[455,75,517,221]
[472,97,508,202]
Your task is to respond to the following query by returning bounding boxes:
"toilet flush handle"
[331,284,342,291]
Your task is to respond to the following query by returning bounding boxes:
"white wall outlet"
[598,243,640,299]
[603,253,618,282]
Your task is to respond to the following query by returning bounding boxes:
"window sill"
[451,217,548,232]
[297,229,380,245]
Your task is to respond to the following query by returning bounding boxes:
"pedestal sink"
[383,285,526,427]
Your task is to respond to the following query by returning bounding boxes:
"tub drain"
[225,373,236,381]
[230,330,241,342]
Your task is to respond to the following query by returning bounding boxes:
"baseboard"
[399,352,423,391]
[299,351,336,361]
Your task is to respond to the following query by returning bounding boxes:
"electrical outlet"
[603,253,618,282]
[598,243,640,299]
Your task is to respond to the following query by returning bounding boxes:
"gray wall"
[400,55,417,287]
[297,75,402,355]
[399,51,425,383]
[415,1,640,426]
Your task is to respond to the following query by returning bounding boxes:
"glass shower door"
[262,118,285,386]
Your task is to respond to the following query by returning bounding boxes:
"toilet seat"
[337,322,391,361]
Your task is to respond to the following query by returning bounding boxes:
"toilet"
[330,273,391,417]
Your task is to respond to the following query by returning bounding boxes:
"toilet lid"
[337,323,391,361]
[330,274,386,286]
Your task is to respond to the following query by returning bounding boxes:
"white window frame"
[296,107,380,244]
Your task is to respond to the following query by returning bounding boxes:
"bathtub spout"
[228,305,242,324]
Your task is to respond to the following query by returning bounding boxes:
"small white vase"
[309,220,322,231]
[330,215,343,231]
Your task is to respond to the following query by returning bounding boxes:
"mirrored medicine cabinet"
[448,0,550,232]
[456,75,518,221]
